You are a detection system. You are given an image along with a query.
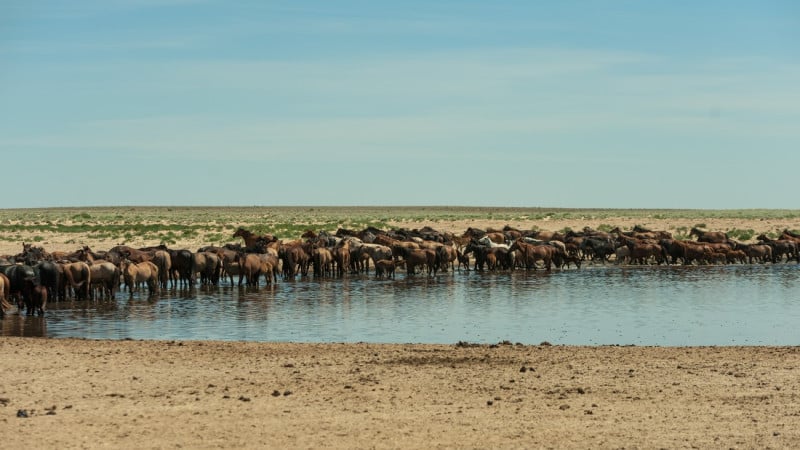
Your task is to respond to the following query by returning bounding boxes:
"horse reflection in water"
[3,265,799,346]
[1,314,47,337]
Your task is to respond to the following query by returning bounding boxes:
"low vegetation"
[0,206,798,250]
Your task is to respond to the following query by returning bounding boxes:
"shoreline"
[2,337,799,448]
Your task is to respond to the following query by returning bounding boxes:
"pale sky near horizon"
[1,1,798,209]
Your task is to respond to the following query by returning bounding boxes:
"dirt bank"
[2,338,798,448]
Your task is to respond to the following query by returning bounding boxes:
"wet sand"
[2,338,798,448]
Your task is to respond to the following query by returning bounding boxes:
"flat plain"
[1,205,798,255]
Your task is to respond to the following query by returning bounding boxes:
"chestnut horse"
[508,239,554,271]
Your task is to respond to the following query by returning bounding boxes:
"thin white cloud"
[0,38,192,55]
[2,43,798,166]
[5,0,209,20]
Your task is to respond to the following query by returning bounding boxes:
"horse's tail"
[64,266,88,288]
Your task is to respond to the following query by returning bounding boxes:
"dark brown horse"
[108,245,152,263]
[783,229,800,239]
[461,227,486,239]
[689,228,728,243]
[22,278,47,316]
[756,234,798,263]
[233,228,276,249]
[779,230,800,250]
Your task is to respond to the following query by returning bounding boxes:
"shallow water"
[3,264,799,345]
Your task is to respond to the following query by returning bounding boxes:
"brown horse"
[375,259,400,279]
[22,278,47,316]
[107,245,153,263]
[735,243,773,264]
[332,241,351,277]
[674,241,715,265]
[237,253,272,287]
[783,229,800,239]
[233,228,276,249]
[402,248,436,276]
[435,245,458,273]
[310,246,334,277]
[690,228,728,243]
[61,261,92,300]
[461,227,486,239]
[508,239,554,271]
[0,273,11,317]
[756,234,797,263]
[120,260,159,295]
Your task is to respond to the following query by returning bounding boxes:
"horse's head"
[464,239,485,254]
[476,236,492,246]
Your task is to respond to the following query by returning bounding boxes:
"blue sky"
[1,1,798,208]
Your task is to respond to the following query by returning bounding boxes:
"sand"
[2,338,799,448]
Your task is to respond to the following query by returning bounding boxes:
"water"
[3,264,799,345]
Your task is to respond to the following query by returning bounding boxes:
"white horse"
[477,235,510,250]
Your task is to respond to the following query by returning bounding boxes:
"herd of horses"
[1,224,799,317]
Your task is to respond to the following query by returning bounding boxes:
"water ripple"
[3,265,799,345]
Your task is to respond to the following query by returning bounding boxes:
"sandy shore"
[2,337,798,448]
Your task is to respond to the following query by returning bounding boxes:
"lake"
[3,264,799,346]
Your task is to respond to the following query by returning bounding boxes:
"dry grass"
[1,206,798,256]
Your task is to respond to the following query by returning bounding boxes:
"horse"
[375,259,400,279]
[22,277,47,316]
[463,240,493,271]
[756,234,798,263]
[237,252,271,287]
[690,227,728,244]
[456,250,471,272]
[61,261,92,300]
[0,273,11,317]
[394,247,436,276]
[476,236,510,249]
[461,227,486,240]
[508,239,554,271]
[331,241,351,277]
[88,261,120,300]
[233,228,276,249]
[107,245,153,264]
[435,245,458,273]
[120,260,159,295]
